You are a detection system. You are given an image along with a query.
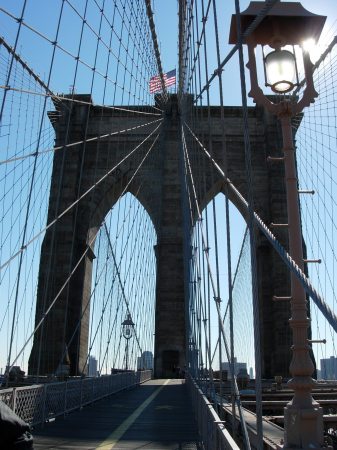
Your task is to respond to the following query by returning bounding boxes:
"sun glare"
[302,38,323,64]
[303,38,316,52]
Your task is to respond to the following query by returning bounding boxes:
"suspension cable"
[184,122,337,333]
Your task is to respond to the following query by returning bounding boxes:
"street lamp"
[263,46,298,93]
[122,313,134,371]
[230,2,327,449]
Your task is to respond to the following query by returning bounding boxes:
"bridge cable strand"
[0,3,159,109]
[179,2,254,444]
[232,0,263,443]
[179,0,258,445]
[58,188,154,375]
[210,226,250,364]
[197,0,215,397]
[0,117,163,165]
[0,85,163,117]
[0,36,57,99]
[194,0,279,103]
[0,87,54,344]
[5,0,68,379]
[87,185,155,375]
[291,31,337,364]
[187,0,215,391]
[184,0,211,95]
[212,0,245,430]
[0,0,161,375]
[0,0,27,123]
[6,131,160,374]
[85,194,147,375]
[184,122,337,335]
[193,0,216,397]
[144,0,167,101]
[50,120,159,375]
[181,124,252,448]
[0,121,162,273]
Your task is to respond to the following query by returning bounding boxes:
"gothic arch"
[30,95,293,378]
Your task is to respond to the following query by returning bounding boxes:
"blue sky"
[153,0,337,105]
[0,0,337,375]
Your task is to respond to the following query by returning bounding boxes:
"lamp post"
[230,2,327,449]
[122,313,134,371]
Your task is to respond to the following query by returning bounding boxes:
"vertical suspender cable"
[234,0,263,444]
[0,0,27,123]
[6,0,65,380]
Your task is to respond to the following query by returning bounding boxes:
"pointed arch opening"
[188,191,256,381]
[86,192,157,375]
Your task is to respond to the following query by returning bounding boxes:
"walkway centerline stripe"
[98,379,170,449]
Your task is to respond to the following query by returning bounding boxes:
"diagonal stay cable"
[0,1,27,123]
[81,194,144,376]
[0,7,158,108]
[181,125,252,450]
[233,0,263,441]
[103,221,143,355]
[211,226,249,366]
[0,117,163,165]
[184,0,212,94]
[65,187,144,376]
[0,85,163,115]
[195,0,279,102]
[7,132,160,373]
[144,0,167,100]
[0,36,56,99]
[184,121,337,334]
[0,121,162,271]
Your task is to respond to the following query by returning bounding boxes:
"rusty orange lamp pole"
[230,2,327,448]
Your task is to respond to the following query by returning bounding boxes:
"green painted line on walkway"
[97,379,170,449]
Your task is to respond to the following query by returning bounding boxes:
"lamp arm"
[293,50,318,114]
[246,43,279,115]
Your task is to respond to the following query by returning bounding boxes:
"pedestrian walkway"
[33,379,202,449]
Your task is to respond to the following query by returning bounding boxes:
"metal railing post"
[80,377,83,409]
[12,387,17,414]
[41,384,47,426]
[63,382,68,418]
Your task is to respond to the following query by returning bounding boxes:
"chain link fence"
[0,370,152,426]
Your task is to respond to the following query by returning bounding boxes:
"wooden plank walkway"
[33,379,202,450]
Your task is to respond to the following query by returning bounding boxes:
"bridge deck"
[220,400,284,449]
[33,379,202,450]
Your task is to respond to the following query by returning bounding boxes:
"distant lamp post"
[230,2,327,449]
[122,313,134,371]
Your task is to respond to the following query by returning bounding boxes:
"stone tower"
[29,94,298,379]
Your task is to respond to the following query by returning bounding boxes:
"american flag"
[149,69,176,94]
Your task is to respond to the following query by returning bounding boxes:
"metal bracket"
[270,223,288,228]
[298,190,315,194]
[267,156,284,162]
[273,296,292,302]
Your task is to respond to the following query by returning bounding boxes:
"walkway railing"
[186,375,240,450]
[0,370,152,426]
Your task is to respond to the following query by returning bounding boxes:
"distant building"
[137,351,153,370]
[88,356,98,377]
[221,358,247,379]
[320,356,337,380]
[249,367,254,379]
